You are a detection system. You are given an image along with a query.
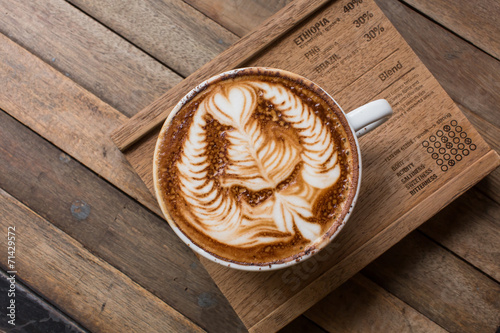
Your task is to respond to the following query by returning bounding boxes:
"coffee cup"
[153,67,392,271]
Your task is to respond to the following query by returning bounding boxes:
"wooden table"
[0,0,498,332]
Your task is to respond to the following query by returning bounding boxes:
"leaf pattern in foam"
[251,82,341,189]
[174,81,341,248]
[207,84,301,191]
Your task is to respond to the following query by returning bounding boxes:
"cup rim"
[153,67,362,271]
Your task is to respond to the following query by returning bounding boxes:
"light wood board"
[110,0,500,331]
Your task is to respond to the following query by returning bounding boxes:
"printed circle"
[456,154,462,161]
[436,159,443,165]
[436,130,444,137]
[422,141,429,147]
[446,142,453,149]
[470,144,477,151]
[448,160,455,166]
[453,137,460,144]
[434,141,441,148]
[443,125,451,132]
[441,165,448,172]
[444,154,451,160]
[432,153,439,159]
[449,131,455,137]
[463,149,469,156]
[427,147,434,153]
[451,148,458,155]
[460,132,467,138]
[458,143,465,150]
[451,120,457,126]
[429,135,436,142]
[455,126,462,132]
[441,136,448,143]
[465,138,472,145]
[439,148,446,154]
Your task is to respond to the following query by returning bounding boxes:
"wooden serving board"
[110,0,500,332]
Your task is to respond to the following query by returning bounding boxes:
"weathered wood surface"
[0,0,180,118]
[401,0,500,61]
[0,32,160,215]
[363,231,500,333]
[306,273,447,333]
[0,0,498,332]
[0,188,204,333]
[67,0,237,77]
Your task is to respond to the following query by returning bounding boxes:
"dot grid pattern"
[422,120,476,172]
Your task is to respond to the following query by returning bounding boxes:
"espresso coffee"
[154,68,359,266]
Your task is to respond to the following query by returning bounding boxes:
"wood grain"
[111,0,331,150]
[183,0,293,37]
[401,0,500,60]
[0,0,180,118]
[419,188,500,282]
[306,274,447,333]
[363,231,500,333]
[0,32,159,215]
[0,188,204,333]
[0,110,245,332]
[68,0,238,77]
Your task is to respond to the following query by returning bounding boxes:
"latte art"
[156,71,357,264]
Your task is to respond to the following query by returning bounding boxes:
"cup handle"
[346,99,393,137]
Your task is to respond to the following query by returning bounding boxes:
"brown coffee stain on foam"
[155,70,358,266]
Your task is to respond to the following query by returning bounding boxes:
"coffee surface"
[155,71,358,265]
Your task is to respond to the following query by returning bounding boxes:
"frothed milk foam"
[155,69,359,265]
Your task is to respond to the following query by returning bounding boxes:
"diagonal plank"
[401,0,500,61]
[0,110,245,332]
[183,0,294,37]
[0,188,204,333]
[68,0,238,77]
[363,231,500,333]
[419,186,500,282]
[0,32,160,215]
[0,0,181,118]
[306,273,447,333]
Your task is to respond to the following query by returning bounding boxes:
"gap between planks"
[0,187,204,333]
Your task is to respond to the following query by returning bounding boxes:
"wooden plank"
[375,0,500,129]
[111,0,331,150]
[363,231,500,333]
[306,274,447,333]
[401,0,500,60]
[0,0,180,118]
[68,0,238,77]
[0,110,245,332]
[0,269,88,332]
[183,0,292,37]
[0,188,204,333]
[0,32,161,215]
[419,188,500,282]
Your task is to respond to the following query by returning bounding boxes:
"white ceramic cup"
[154,67,392,271]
